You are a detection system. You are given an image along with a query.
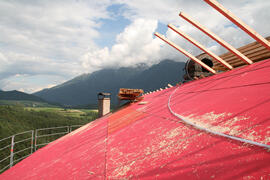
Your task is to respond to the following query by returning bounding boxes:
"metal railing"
[0,125,83,174]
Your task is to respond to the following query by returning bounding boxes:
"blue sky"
[0,0,269,93]
[95,4,131,48]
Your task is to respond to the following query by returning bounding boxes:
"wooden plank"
[204,0,270,51]
[220,37,270,59]
[219,47,268,64]
[221,43,264,59]
[155,32,216,74]
[180,12,253,65]
[221,46,266,61]
[215,51,270,69]
[118,88,144,101]
[213,37,270,69]
[217,48,270,65]
[168,24,233,70]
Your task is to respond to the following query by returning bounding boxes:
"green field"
[25,107,98,118]
[0,105,98,139]
[0,104,99,171]
[0,100,57,107]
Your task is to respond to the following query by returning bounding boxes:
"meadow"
[0,104,98,172]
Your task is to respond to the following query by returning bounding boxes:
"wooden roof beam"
[168,24,233,70]
[204,0,270,51]
[154,32,216,74]
[179,12,253,65]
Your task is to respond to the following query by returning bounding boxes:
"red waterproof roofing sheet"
[1,60,270,179]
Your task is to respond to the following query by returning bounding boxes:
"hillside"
[0,105,98,171]
[0,106,97,139]
[0,90,45,102]
[34,59,185,106]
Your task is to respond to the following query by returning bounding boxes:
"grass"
[24,107,97,118]
[0,100,56,107]
[0,104,99,171]
[0,105,98,139]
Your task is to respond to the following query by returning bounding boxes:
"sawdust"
[136,106,147,112]
[243,175,255,180]
[111,161,135,178]
[263,137,270,144]
[143,125,192,160]
[88,171,95,175]
[184,112,270,145]
[138,101,148,105]
[144,147,151,155]
[164,127,182,139]
[159,140,167,149]
[185,112,248,136]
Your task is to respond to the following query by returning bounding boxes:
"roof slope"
[1,60,270,179]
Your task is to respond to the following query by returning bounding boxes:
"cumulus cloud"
[0,0,111,92]
[81,0,270,73]
[81,18,162,70]
[115,0,270,54]
[0,74,64,93]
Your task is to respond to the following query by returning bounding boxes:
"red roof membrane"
[1,60,270,179]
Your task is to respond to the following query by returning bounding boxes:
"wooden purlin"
[214,36,270,71]
[154,32,217,74]
[168,24,233,70]
[179,12,253,65]
[204,0,270,51]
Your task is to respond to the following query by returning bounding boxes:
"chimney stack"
[98,93,111,117]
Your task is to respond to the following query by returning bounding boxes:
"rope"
[168,86,270,149]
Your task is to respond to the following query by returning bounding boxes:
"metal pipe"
[37,132,67,138]
[155,32,216,74]
[168,24,233,70]
[13,147,32,156]
[31,130,34,154]
[34,129,37,152]
[179,12,253,65]
[0,144,11,152]
[13,154,31,164]
[168,86,270,150]
[9,135,14,168]
[14,137,32,145]
[0,155,11,164]
[204,0,270,51]
[0,164,10,173]
[36,126,69,132]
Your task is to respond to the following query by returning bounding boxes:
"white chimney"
[98,93,111,117]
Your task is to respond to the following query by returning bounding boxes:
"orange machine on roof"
[118,88,144,102]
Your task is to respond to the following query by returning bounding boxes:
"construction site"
[1,0,270,179]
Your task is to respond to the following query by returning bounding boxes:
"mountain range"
[34,59,185,106]
[0,90,45,102]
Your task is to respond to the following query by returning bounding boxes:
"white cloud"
[81,0,270,73]
[0,0,111,74]
[0,0,112,92]
[81,18,162,70]
[0,74,66,93]
[114,0,270,54]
